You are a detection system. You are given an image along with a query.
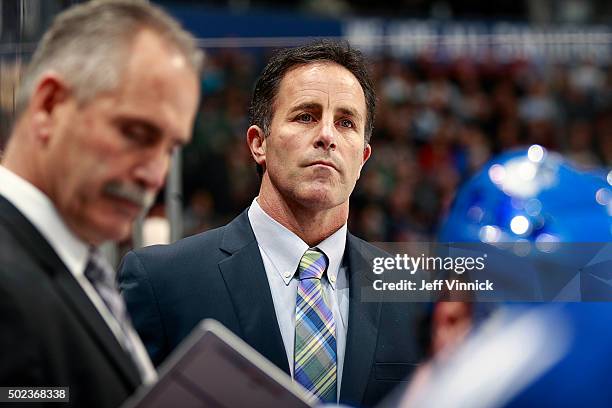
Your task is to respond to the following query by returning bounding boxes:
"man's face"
[41,30,199,244]
[259,62,371,211]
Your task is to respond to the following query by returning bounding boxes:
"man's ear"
[357,143,372,179]
[247,125,266,168]
[28,74,71,144]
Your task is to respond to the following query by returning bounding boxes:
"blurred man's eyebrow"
[337,106,362,121]
[115,117,161,137]
[288,102,321,114]
[116,116,188,145]
[116,115,158,128]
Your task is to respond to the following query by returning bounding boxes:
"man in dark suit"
[120,41,429,407]
[0,1,201,407]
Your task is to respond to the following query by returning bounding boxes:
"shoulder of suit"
[347,232,392,259]
[0,223,42,277]
[126,223,228,266]
[0,223,60,314]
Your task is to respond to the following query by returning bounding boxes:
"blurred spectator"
[180,50,611,242]
[6,46,607,242]
[566,120,600,169]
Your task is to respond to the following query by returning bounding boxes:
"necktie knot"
[298,248,328,281]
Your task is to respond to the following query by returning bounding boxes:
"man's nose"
[133,151,169,191]
[314,120,337,151]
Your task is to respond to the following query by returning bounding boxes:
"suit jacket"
[0,196,141,408]
[119,209,430,407]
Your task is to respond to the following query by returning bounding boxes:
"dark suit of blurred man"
[120,41,429,407]
[0,1,201,407]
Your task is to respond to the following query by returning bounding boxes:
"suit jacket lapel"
[340,233,382,407]
[53,271,142,388]
[0,196,141,389]
[217,210,290,374]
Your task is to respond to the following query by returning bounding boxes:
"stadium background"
[1,0,610,251]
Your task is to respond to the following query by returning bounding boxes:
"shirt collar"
[0,166,90,276]
[247,197,347,289]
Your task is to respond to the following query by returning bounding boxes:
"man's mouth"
[309,160,338,171]
[109,196,143,217]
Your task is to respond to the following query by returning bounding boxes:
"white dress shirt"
[0,165,157,384]
[248,197,349,399]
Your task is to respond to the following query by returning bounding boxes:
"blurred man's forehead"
[112,29,199,142]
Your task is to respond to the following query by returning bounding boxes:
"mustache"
[103,181,156,213]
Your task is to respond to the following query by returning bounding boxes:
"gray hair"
[15,0,203,116]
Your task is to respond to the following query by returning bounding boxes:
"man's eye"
[297,113,313,122]
[339,119,354,128]
[120,123,159,146]
[121,124,152,144]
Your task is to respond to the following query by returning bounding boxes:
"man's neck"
[2,129,41,194]
[257,180,348,247]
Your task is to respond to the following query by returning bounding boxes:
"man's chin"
[87,216,134,245]
[99,227,132,245]
[294,188,343,210]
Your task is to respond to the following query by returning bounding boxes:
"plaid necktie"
[84,249,150,382]
[294,248,337,403]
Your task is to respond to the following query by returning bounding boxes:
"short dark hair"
[249,40,376,176]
